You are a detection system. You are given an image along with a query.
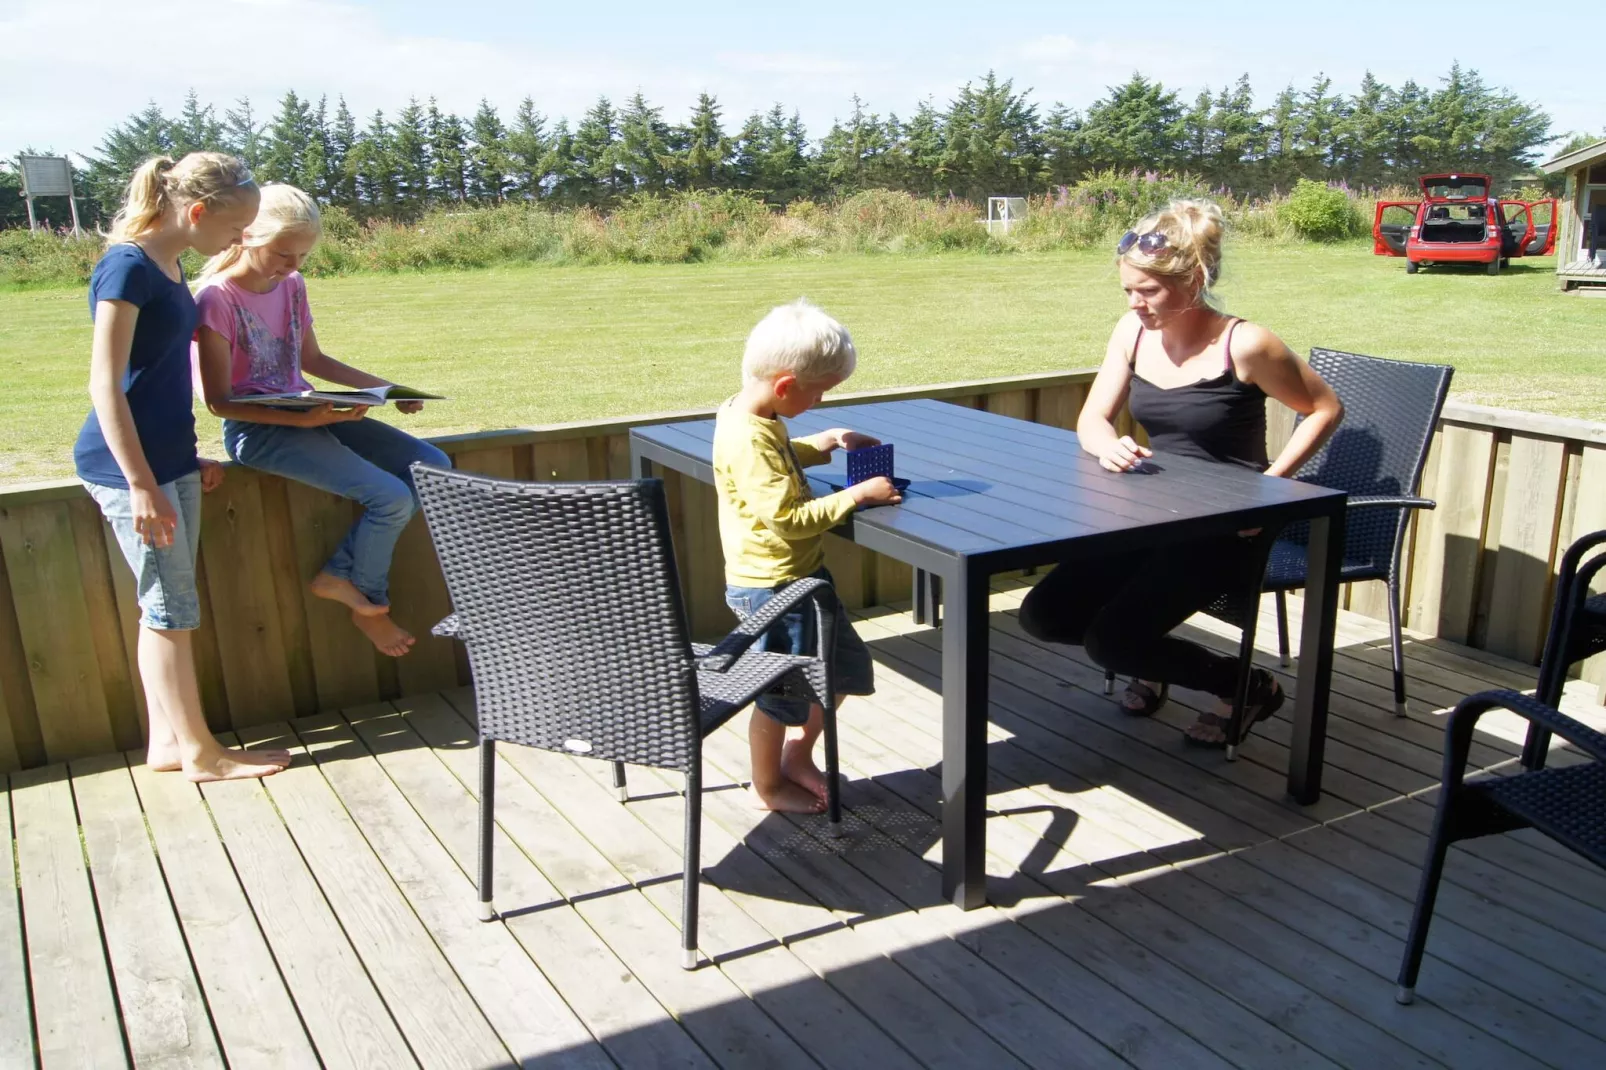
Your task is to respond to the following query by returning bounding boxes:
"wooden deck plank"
[411,699,836,1070]
[230,722,512,1069]
[197,745,419,1069]
[0,776,37,1069]
[804,694,1446,1070]
[127,760,319,1069]
[10,764,128,1068]
[309,705,615,1069]
[829,674,1543,1070]
[386,692,724,1070]
[70,754,225,1069]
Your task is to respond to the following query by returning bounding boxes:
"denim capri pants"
[84,471,203,630]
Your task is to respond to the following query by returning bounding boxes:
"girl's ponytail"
[106,156,176,245]
[105,152,256,246]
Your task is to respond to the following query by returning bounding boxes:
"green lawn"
[2,244,1601,484]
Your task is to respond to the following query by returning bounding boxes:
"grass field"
[1,243,1600,484]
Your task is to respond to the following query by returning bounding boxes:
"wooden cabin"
[1540,137,1606,290]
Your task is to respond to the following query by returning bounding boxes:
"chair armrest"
[1445,690,1606,777]
[698,577,831,672]
[1346,495,1435,512]
[432,614,463,639]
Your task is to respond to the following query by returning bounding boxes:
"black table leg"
[1289,507,1345,804]
[941,560,989,909]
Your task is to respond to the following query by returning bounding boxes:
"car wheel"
[1405,260,1419,274]
[1486,259,1500,276]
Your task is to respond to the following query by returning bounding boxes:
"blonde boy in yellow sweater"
[714,300,902,813]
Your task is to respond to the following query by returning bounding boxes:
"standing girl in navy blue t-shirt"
[76,152,290,782]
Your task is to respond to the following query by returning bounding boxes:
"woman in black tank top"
[1020,200,1343,748]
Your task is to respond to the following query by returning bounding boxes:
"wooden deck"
[5,582,1605,1070]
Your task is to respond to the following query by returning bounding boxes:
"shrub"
[1278,179,1363,242]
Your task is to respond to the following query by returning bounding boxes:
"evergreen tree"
[818,95,890,193]
[1074,74,1181,176]
[350,109,397,213]
[1209,75,1262,192]
[391,98,431,212]
[570,97,620,203]
[1262,84,1302,189]
[1296,75,1345,180]
[896,97,947,193]
[172,90,224,156]
[260,90,313,185]
[223,97,264,170]
[85,102,173,213]
[676,93,730,189]
[1180,89,1215,175]
[298,95,332,199]
[938,73,1041,199]
[1332,72,1388,188]
[426,99,469,202]
[504,98,549,200]
[617,92,671,192]
[467,99,509,203]
[328,97,359,207]
[544,119,583,204]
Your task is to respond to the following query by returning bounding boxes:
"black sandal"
[1183,669,1284,749]
[1119,679,1169,717]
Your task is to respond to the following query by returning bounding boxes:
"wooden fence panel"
[9,369,1606,772]
[0,501,115,761]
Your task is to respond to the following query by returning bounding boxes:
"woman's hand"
[197,458,225,492]
[395,400,425,415]
[130,484,178,548]
[1096,435,1154,473]
[295,403,370,427]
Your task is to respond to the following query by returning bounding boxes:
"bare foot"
[781,738,829,803]
[352,610,416,657]
[310,572,388,617]
[751,779,827,814]
[184,747,292,783]
[146,738,181,772]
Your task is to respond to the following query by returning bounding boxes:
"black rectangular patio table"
[631,398,1347,910]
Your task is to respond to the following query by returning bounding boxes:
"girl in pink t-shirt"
[194,184,449,657]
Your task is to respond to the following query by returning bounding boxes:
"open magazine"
[231,384,446,410]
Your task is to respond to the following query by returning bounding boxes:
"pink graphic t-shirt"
[194,273,315,396]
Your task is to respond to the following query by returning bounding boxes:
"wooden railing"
[1,370,1600,772]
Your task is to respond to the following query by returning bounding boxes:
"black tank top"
[1127,319,1269,471]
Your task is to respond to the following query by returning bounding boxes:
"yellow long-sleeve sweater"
[712,400,857,586]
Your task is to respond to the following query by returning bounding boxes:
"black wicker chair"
[1395,689,1606,1004]
[1104,349,1452,747]
[411,465,843,970]
[1520,529,1606,770]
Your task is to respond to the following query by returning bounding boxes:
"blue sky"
[1,0,1596,161]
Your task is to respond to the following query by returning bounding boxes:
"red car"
[1373,173,1556,275]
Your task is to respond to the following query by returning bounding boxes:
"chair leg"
[1276,591,1291,668]
[478,738,497,922]
[681,762,702,970]
[1104,670,1115,696]
[822,701,843,835]
[1396,794,1458,1004]
[612,760,628,802]
[1388,576,1408,717]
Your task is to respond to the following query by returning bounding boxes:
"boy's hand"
[849,476,902,507]
[831,429,880,451]
[197,457,225,492]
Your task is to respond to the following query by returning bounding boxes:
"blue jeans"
[85,471,203,630]
[224,418,450,606]
[723,568,875,726]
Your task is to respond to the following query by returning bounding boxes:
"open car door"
[1519,198,1559,255]
[1498,202,1535,259]
[1373,201,1419,256]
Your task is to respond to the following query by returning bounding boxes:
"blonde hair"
[1119,198,1226,297]
[106,152,257,245]
[199,183,322,279]
[742,299,858,385]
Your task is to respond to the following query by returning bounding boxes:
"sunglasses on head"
[1116,230,1171,256]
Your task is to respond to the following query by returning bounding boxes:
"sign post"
[17,154,82,235]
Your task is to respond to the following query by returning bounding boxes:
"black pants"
[1018,535,1263,699]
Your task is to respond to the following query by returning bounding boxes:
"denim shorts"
[723,567,875,726]
[84,471,203,631]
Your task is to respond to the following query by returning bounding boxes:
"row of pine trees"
[12,66,1557,227]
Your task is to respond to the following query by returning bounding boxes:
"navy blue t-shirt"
[73,244,201,488]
